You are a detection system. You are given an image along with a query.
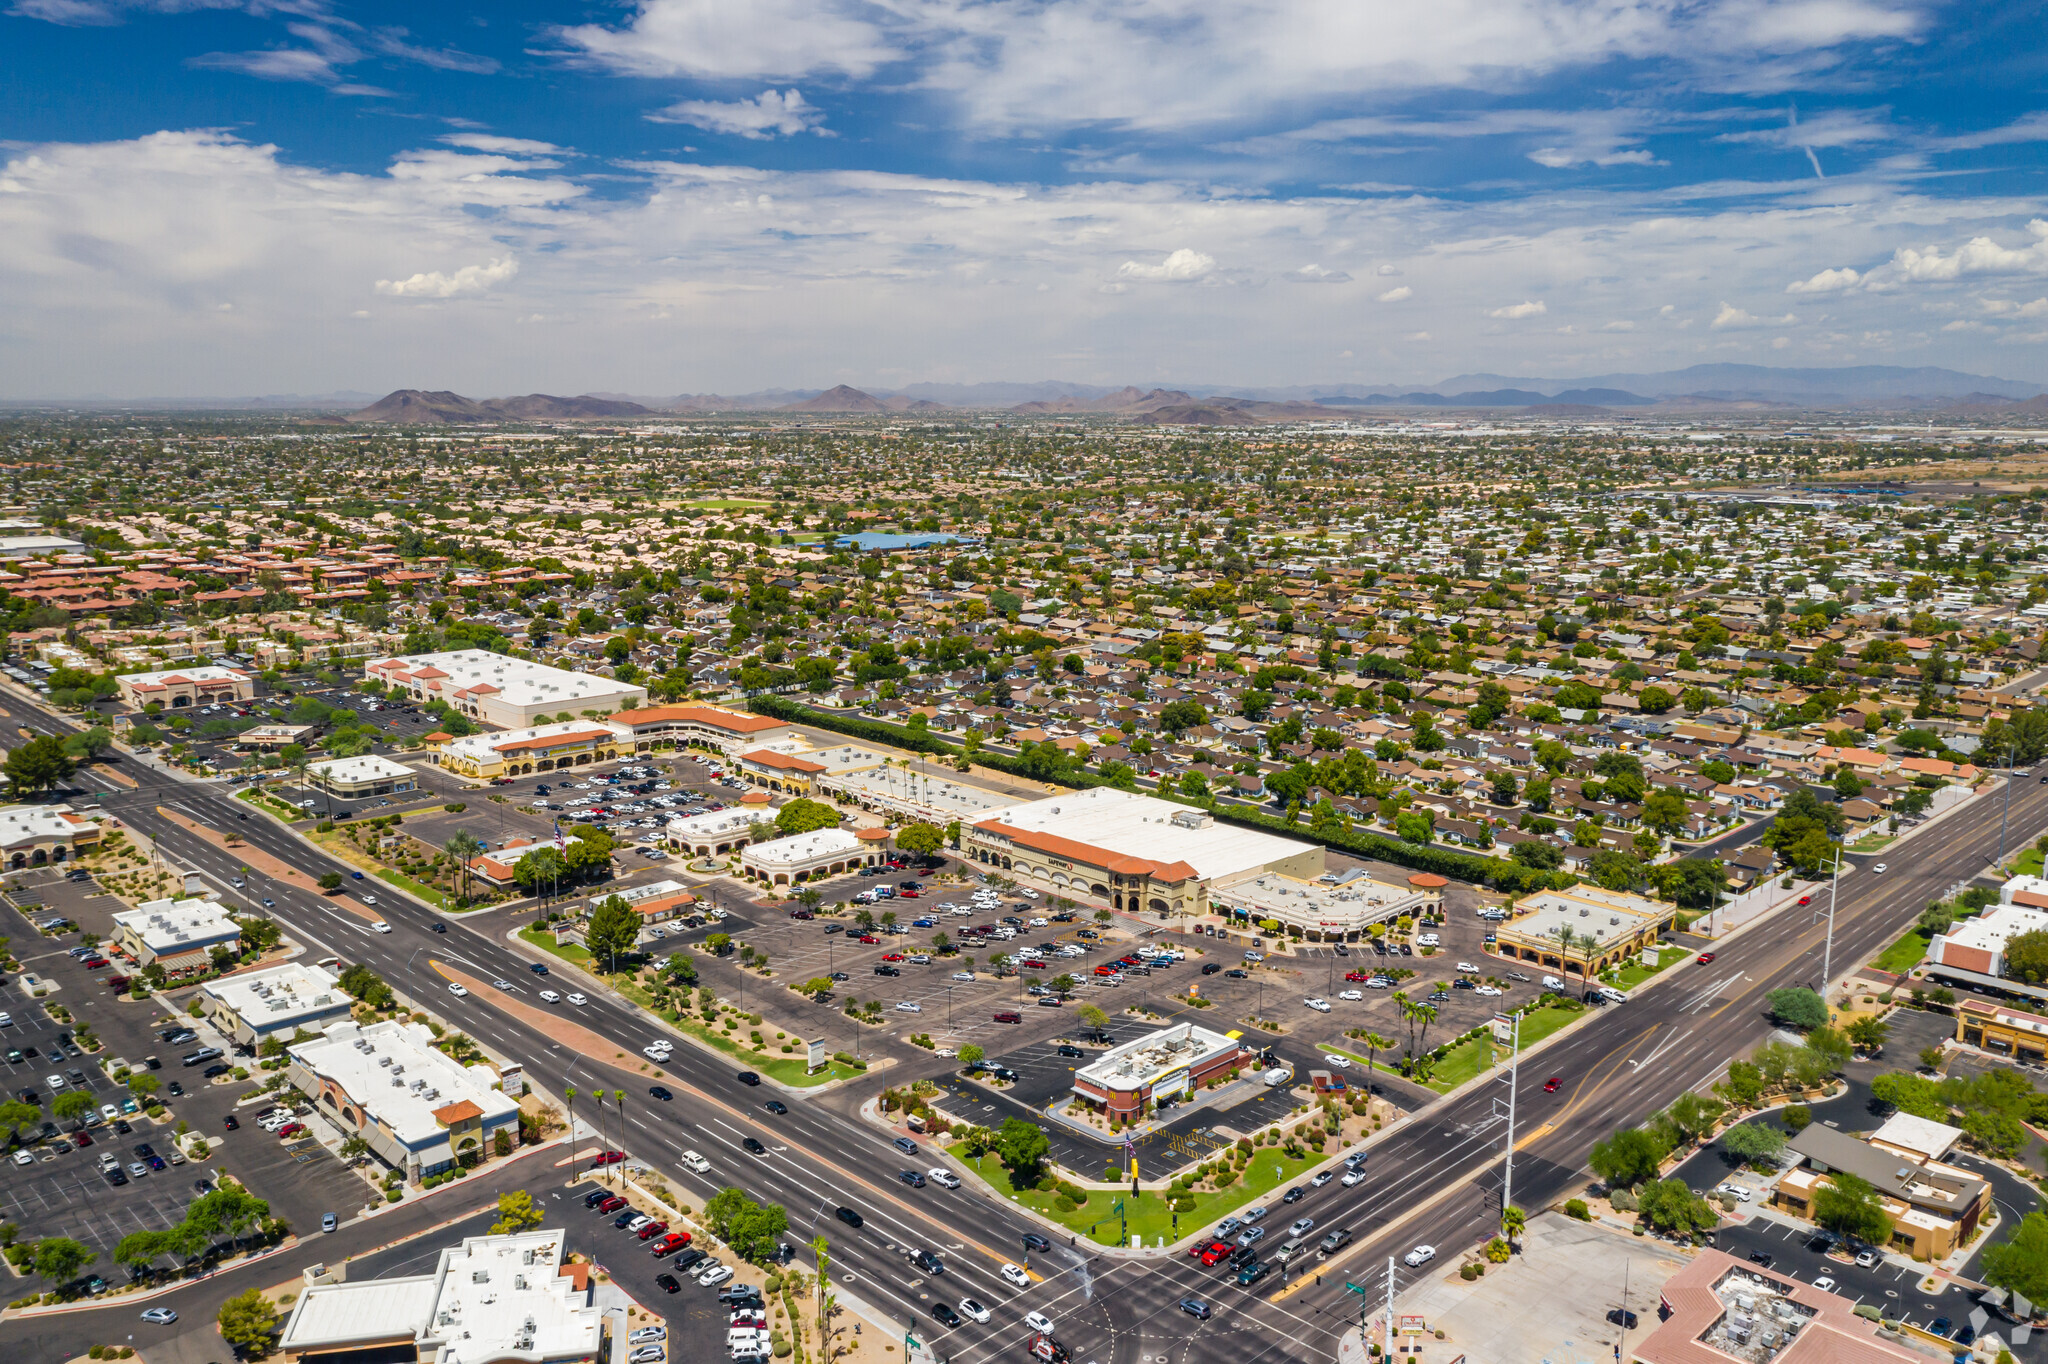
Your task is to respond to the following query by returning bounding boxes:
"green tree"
[1636,685,1675,715]
[1843,1015,1889,1052]
[894,823,944,858]
[1812,1172,1893,1245]
[490,1190,544,1235]
[1159,700,1208,735]
[775,798,842,835]
[1078,1003,1111,1032]
[1719,1121,1788,1165]
[217,1287,280,1352]
[957,1044,985,1066]
[1636,1179,1718,1241]
[993,1116,1051,1179]
[337,961,395,1011]
[1641,788,1689,837]
[1766,987,1829,1030]
[3,735,74,795]
[52,1090,95,1127]
[32,1236,96,1284]
[444,829,483,902]
[513,844,568,898]
[2004,930,2048,984]
[584,894,642,970]
[1983,1211,2048,1304]
[317,872,343,892]
[1589,1126,1671,1190]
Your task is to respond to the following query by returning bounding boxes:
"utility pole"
[1996,739,2019,869]
[1501,1010,1521,1218]
[1819,837,1843,996]
[1385,1255,1396,1361]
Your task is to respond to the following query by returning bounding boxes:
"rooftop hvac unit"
[378,1055,392,1067]
[472,1270,489,1284]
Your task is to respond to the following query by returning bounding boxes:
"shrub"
[1460,1263,1481,1280]
[1609,1188,1639,1212]
[1565,1199,1591,1221]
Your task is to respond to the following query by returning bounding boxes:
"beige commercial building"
[367,649,646,729]
[115,664,254,710]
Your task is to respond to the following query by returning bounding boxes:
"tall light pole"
[1996,739,2020,869]
[1819,837,1844,996]
[1500,1010,1522,1218]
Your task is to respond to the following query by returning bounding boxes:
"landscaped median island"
[512,926,869,1087]
[1335,993,1588,1095]
[958,1142,1320,1247]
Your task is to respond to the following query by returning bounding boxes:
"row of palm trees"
[564,1083,629,1181]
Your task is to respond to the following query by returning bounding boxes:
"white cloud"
[1378,285,1412,302]
[1488,300,1546,319]
[1117,249,1216,282]
[1601,319,1635,331]
[1711,301,1798,328]
[1286,264,1351,283]
[441,135,566,156]
[1982,297,2048,319]
[371,28,499,75]
[554,0,895,80]
[1787,266,1861,293]
[375,258,520,299]
[649,89,829,139]
[1888,220,2048,282]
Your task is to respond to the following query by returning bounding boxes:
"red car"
[1797,895,1813,907]
[652,1231,691,1255]
[598,1195,627,1214]
[636,1220,669,1240]
[1021,959,1048,970]
[592,1149,626,1166]
[899,890,919,899]
[82,957,109,970]
[1542,1076,1562,1093]
[1198,1240,1233,1266]
[881,953,906,962]
[1696,952,1717,965]
[1345,971,1371,982]
[856,934,879,945]
[278,1123,306,1139]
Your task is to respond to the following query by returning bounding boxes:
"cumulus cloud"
[1378,285,1412,302]
[648,89,829,139]
[1286,264,1350,283]
[1601,320,1635,331]
[375,258,520,299]
[1787,266,1862,293]
[555,0,895,80]
[1711,302,1798,328]
[1117,248,1216,282]
[1888,220,2048,282]
[1488,300,1546,319]
[1982,297,2048,319]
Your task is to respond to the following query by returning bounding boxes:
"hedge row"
[742,696,1571,894]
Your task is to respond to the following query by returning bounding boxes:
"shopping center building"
[1071,1022,1255,1120]
[963,787,1323,918]
[366,649,646,729]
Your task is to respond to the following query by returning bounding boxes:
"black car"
[1748,1251,1774,1269]
[1282,1186,1304,1204]
[673,1248,706,1273]
[743,1137,766,1155]
[221,1115,239,1130]
[613,1211,641,1229]
[932,1303,962,1328]
[529,962,550,975]
[1225,969,1248,979]
[105,1169,128,1186]
[431,923,447,933]
[874,965,900,977]
[655,1273,682,1293]
[1201,963,1222,975]
[649,1086,672,1101]
[836,1207,864,1228]
[202,1064,231,1078]
[899,1170,926,1188]
[914,1249,944,1274]
[585,1190,612,1208]
[764,1100,787,1115]
[166,1081,184,1096]
[1607,1309,1639,1329]
[736,1071,760,1086]
[1056,1044,1084,1058]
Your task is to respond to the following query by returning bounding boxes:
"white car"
[539,990,561,1003]
[951,971,976,982]
[958,1298,991,1324]
[100,1103,121,1123]
[1320,1053,1352,1069]
[1243,951,1265,962]
[1475,985,1502,997]
[1455,962,1479,973]
[10,1150,30,1167]
[45,1074,63,1090]
[1000,1262,1030,1288]
[699,1264,734,1287]
[1304,997,1331,1013]
[1025,1310,1055,1334]
[1029,918,1048,927]
[1812,1275,1837,1293]
[1341,1168,1365,1187]
[567,993,588,1006]
[1338,990,1363,1001]
[643,1044,670,1059]
[0,1012,11,1026]
[371,921,392,933]
[493,980,513,991]
[895,1001,922,1013]
[928,1168,961,1189]
[681,1150,712,1172]
[447,983,468,997]
[1715,1182,1752,1202]
[1403,1244,1436,1268]
[1871,863,1888,874]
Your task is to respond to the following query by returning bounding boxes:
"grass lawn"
[960,1144,1319,1246]
[375,866,453,910]
[1851,831,1899,852]
[2009,847,2045,879]
[307,829,454,909]
[237,786,307,822]
[513,928,863,1087]
[1610,946,1682,993]
[1873,927,1935,974]
[1328,1001,1587,1096]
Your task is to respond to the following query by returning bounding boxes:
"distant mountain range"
[167,364,2041,424]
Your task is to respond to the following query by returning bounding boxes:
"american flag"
[1122,1132,1135,1155]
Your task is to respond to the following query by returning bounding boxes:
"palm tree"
[445,830,483,904]
[564,1084,578,1157]
[1360,1031,1394,1083]
[1501,1204,1526,1246]
[611,1089,626,1181]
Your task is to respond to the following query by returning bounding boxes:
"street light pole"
[1501,1010,1521,1218]
[1819,838,1843,996]
[1996,739,2019,869]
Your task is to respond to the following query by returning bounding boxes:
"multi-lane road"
[0,688,2035,1364]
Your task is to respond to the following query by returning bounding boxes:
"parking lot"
[0,881,369,1283]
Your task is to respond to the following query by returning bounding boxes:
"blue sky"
[3,0,2047,397]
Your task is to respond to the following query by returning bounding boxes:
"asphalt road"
[2,685,2043,1364]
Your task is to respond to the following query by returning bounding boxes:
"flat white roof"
[1075,1021,1242,1092]
[441,720,618,765]
[667,806,766,839]
[745,826,860,867]
[977,787,1314,882]
[201,961,348,1029]
[309,753,416,782]
[112,896,240,953]
[289,1019,517,1151]
[371,648,643,709]
[280,1228,599,1363]
[0,803,91,850]
[1871,1112,1963,1161]
[1940,904,2048,956]
[115,664,249,686]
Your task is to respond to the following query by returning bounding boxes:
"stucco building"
[366,649,646,729]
